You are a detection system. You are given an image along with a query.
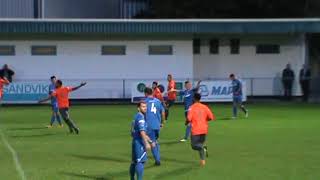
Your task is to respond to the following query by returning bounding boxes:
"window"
[149,45,173,55]
[256,44,280,54]
[31,46,57,56]
[209,39,219,54]
[230,39,240,54]
[101,45,126,55]
[0,46,15,56]
[193,39,200,54]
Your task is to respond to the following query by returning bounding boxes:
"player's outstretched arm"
[2,77,10,85]
[196,80,202,89]
[72,82,87,91]
[168,89,179,93]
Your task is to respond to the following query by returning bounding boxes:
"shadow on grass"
[10,133,57,138]
[61,172,111,180]
[62,166,156,180]
[8,127,47,131]
[218,117,233,121]
[117,152,195,165]
[160,140,181,146]
[70,154,130,163]
[161,157,195,165]
[153,165,196,179]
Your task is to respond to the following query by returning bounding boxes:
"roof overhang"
[0,18,319,35]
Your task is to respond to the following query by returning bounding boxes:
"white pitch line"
[0,129,26,180]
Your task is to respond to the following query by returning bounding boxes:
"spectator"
[0,64,15,82]
[282,63,295,100]
[299,64,311,102]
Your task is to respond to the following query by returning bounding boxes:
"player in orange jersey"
[39,80,86,134]
[0,77,10,101]
[165,74,176,121]
[152,81,164,102]
[187,93,215,166]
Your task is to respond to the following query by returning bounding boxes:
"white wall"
[0,36,306,98]
[194,34,305,95]
[0,40,193,81]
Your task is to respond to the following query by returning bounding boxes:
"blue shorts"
[132,139,147,163]
[233,96,243,104]
[51,104,59,113]
[148,129,160,142]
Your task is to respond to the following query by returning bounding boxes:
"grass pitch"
[0,103,320,180]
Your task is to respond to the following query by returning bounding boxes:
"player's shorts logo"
[137,83,146,93]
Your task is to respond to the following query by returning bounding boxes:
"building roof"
[0,18,320,35]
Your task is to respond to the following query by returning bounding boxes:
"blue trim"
[0,19,320,34]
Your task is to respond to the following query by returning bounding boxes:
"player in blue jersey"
[47,76,62,128]
[229,74,248,119]
[169,80,202,142]
[130,101,155,180]
[144,87,165,166]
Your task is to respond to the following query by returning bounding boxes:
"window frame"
[148,45,173,55]
[31,46,57,56]
[256,44,280,54]
[193,39,201,54]
[0,46,15,56]
[101,45,126,55]
[230,39,240,54]
[209,39,219,54]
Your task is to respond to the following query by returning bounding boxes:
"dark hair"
[152,81,158,86]
[137,101,146,107]
[56,79,63,86]
[194,93,201,101]
[144,87,153,95]
[185,80,190,84]
[50,76,56,80]
[229,74,235,78]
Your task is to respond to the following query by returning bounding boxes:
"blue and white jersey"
[145,97,164,130]
[231,79,242,97]
[49,83,58,105]
[180,88,198,111]
[131,112,147,141]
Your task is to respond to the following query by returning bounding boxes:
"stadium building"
[0,1,319,101]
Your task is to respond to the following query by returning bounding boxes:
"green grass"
[0,103,320,180]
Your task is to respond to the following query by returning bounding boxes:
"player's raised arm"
[2,77,10,85]
[167,88,180,93]
[196,80,202,89]
[71,82,87,91]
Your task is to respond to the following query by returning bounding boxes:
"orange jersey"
[52,86,73,108]
[153,87,164,102]
[167,80,176,100]
[0,78,9,98]
[187,102,215,135]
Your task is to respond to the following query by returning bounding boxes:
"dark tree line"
[135,0,320,18]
